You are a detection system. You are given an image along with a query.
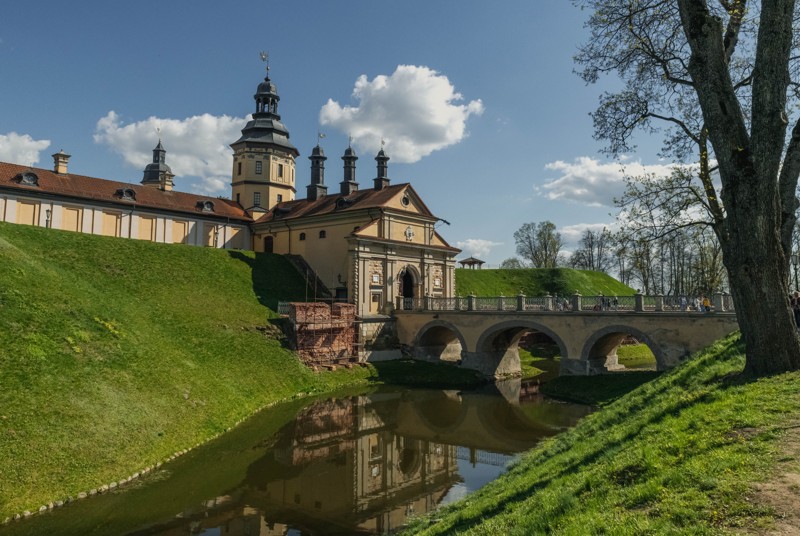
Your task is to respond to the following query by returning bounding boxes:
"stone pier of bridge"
[392,309,739,379]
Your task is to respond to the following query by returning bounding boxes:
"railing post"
[572,293,581,312]
[655,294,664,312]
[635,292,644,312]
[517,292,525,311]
[498,295,505,311]
[545,294,553,311]
[424,296,431,310]
[468,294,476,311]
[713,292,724,312]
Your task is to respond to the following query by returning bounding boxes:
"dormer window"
[336,198,354,209]
[115,187,137,201]
[15,172,39,186]
[196,200,215,212]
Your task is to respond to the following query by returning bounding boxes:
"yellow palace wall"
[0,193,250,249]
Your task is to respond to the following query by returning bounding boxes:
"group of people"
[680,295,712,312]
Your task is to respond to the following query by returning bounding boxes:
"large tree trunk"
[723,231,800,375]
[679,0,800,374]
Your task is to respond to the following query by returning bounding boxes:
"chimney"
[340,146,359,195]
[373,148,390,190]
[160,170,175,192]
[52,150,71,174]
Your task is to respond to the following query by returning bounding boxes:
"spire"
[373,143,390,190]
[340,141,359,195]
[307,144,328,201]
[231,58,298,156]
[142,140,174,191]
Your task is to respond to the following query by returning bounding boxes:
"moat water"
[4,381,591,536]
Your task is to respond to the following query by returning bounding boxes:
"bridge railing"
[393,293,735,314]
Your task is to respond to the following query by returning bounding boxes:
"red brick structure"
[288,302,358,368]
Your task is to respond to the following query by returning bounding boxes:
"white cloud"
[539,157,675,207]
[0,132,51,166]
[94,111,247,195]
[320,65,484,164]
[456,238,503,258]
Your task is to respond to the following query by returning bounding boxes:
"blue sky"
[0,1,669,264]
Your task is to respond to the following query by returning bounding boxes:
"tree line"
[505,221,727,297]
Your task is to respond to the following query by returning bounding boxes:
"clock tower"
[231,64,299,212]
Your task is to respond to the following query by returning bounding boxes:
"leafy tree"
[570,227,613,272]
[500,257,526,269]
[576,0,800,374]
[514,221,564,268]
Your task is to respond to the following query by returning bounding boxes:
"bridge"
[393,293,739,378]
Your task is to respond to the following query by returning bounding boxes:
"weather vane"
[259,51,269,75]
[156,126,161,142]
[317,131,326,145]
[348,134,353,147]
[381,137,386,149]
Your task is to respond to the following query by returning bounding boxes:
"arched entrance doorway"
[398,266,419,310]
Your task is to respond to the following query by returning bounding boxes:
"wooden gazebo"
[458,256,486,269]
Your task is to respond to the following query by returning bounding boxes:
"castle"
[0,67,460,317]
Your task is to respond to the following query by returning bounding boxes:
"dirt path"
[748,427,800,535]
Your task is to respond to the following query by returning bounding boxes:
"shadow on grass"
[368,359,489,390]
[541,371,663,406]
[227,250,313,312]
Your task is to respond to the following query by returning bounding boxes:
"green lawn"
[455,268,634,297]
[404,333,800,534]
[0,223,480,519]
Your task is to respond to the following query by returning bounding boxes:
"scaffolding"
[288,302,360,369]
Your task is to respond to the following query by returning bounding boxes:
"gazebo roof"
[459,256,485,266]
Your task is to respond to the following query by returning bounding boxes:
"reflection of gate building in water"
[246,395,460,534]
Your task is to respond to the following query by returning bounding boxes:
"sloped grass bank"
[404,334,800,534]
[455,267,634,298]
[0,223,482,520]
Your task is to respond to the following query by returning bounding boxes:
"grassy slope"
[405,334,800,534]
[455,268,634,297]
[0,223,482,518]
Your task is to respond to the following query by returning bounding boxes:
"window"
[236,193,240,204]
[278,163,284,178]
[254,192,261,207]
[255,161,262,174]
[237,162,242,175]
[277,194,283,202]
[319,230,326,239]
[299,232,306,241]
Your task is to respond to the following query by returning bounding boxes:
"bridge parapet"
[395,293,735,314]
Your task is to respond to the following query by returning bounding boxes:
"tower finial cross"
[259,51,270,75]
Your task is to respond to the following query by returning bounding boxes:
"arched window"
[319,230,327,239]
[299,232,306,241]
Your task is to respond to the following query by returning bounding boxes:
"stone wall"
[360,315,401,362]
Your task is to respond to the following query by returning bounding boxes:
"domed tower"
[141,140,175,191]
[230,63,299,211]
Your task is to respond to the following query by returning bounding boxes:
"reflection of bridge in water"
[456,446,514,467]
[394,294,739,379]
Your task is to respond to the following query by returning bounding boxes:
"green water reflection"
[0,380,590,536]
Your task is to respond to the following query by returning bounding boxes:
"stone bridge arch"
[412,320,467,363]
[580,324,664,374]
[461,320,569,380]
